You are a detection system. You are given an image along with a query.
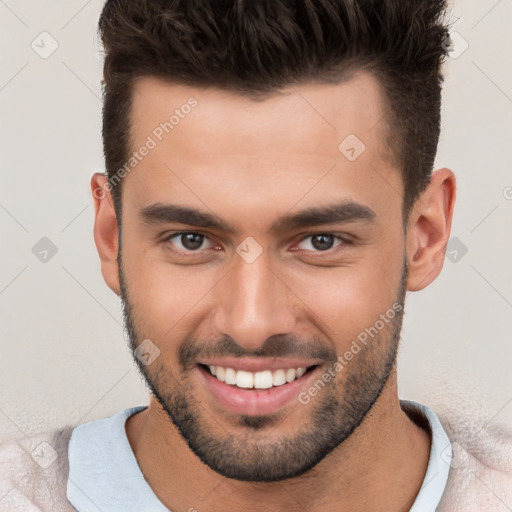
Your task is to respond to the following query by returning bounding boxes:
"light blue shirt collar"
[67,400,452,511]
[67,405,166,512]
[401,400,452,511]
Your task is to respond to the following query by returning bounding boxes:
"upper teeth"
[208,366,307,389]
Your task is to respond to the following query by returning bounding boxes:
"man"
[1,1,510,511]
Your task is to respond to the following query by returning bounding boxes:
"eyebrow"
[140,201,376,234]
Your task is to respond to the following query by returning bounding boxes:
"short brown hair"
[98,0,450,217]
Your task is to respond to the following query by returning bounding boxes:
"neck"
[126,372,430,512]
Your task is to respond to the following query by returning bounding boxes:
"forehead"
[123,73,402,227]
[129,72,392,164]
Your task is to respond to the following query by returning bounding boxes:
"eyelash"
[162,231,351,257]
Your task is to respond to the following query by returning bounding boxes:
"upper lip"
[197,357,318,373]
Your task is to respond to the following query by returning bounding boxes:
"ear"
[405,168,456,291]
[91,173,121,295]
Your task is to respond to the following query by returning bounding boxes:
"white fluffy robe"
[0,427,74,511]
[437,407,512,511]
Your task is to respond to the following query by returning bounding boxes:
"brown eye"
[167,232,212,252]
[297,234,344,252]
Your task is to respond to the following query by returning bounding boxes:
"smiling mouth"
[199,364,318,390]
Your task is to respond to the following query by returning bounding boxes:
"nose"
[212,250,298,351]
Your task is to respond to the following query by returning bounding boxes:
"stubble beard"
[119,256,408,482]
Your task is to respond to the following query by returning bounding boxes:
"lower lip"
[197,365,316,416]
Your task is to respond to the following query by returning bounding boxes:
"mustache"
[179,334,336,371]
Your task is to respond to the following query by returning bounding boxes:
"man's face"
[117,73,408,481]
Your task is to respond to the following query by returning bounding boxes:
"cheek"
[121,235,219,337]
[287,236,405,345]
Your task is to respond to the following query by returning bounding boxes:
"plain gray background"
[1,0,511,441]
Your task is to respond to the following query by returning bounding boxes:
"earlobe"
[406,168,456,291]
[90,173,121,295]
